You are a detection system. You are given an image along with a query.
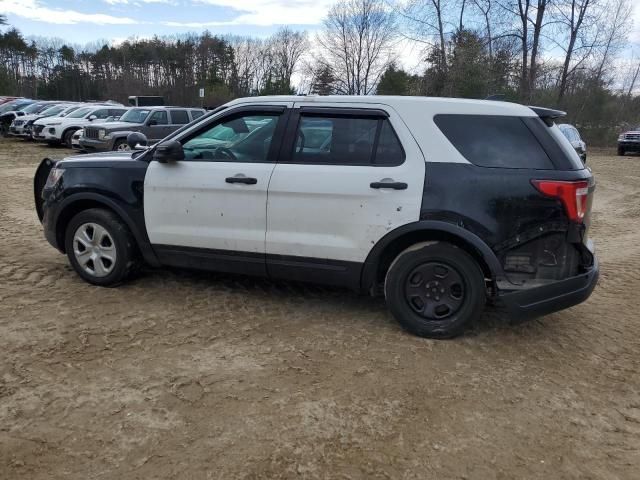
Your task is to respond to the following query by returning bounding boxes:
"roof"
[225,95,537,117]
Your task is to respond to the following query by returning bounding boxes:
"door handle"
[370,181,408,190]
[226,176,257,185]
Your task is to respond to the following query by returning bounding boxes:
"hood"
[36,115,66,126]
[87,121,142,132]
[59,150,148,168]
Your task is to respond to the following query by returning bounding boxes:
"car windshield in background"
[40,105,67,117]
[21,103,48,114]
[16,102,35,111]
[120,108,151,123]
[67,107,92,119]
[60,106,81,117]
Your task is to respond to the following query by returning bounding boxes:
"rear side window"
[170,109,190,125]
[191,109,204,120]
[434,114,553,169]
[291,115,404,166]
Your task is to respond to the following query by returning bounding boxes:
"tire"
[618,147,625,156]
[113,138,131,152]
[384,242,485,339]
[62,129,77,148]
[64,208,139,287]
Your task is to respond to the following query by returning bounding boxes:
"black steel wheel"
[385,242,485,338]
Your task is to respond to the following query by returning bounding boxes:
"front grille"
[33,125,44,135]
[13,120,23,126]
[624,133,640,141]
[85,128,99,140]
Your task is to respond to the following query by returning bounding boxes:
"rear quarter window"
[434,114,554,169]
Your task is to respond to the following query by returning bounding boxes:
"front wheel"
[113,138,131,152]
[63,129,77,148]
[384,242,486,338]
[64,208,139,286]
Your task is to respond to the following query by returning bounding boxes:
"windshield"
[21,103,48,114]
[120,108,151,123]
[16,102,35,111]
[67,107,92,119]
[59,105,80,117]
[40,105,67,117]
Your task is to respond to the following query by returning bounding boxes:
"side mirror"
[126,131,148,149]
[88,115,97,121]
[147,119,158,126]
[153,140,184,163]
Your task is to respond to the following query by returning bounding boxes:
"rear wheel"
[618,146,625,156]
[64,208,139,286]
[384,242,485,338]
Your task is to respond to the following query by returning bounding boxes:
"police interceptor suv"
[34,96,598,338]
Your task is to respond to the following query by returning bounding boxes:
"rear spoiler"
[529,106,566,125]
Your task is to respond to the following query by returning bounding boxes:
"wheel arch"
[54,193,159,266]
[61,126,81,141]
[361,221,506,294]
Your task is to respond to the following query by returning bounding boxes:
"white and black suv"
[34,96,599,338]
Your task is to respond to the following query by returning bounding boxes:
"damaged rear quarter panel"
[421,163,593,284]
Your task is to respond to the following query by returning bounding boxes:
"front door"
[145,110,172,142]
[144,103,292,275]
[265,102,425,287]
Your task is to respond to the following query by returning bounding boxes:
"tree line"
[2,0,640,145]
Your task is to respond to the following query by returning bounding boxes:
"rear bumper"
[500,254,599,320]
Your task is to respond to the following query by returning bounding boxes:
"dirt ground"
[0,138,638,480]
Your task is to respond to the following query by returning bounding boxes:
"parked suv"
[617,127,640,155]
[558,123,587,163]
[38,104,127,147]
[10,103,77,138]
[34,96,598,338]
[80,106,205,151]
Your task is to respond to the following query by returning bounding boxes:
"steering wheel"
[215,146,237,161]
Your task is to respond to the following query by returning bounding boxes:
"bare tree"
[553,0,599,102]
[268,27,308,92]
[593,0,632,83]
[317,0,397,95]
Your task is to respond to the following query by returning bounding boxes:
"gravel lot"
[1,138,639,479]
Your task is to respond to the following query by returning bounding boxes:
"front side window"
[434,114,553,169]
[182,113,279,162]
[149,110,168,125]
[91,109,111,120]
[191,109,204,120]
[291,114,404,166]
[170,109,190,125]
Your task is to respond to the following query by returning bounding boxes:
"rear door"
[265,102,425,286]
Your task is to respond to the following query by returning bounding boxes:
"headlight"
[44,168,64,189]
[98,129,109,139]
[48,122,62,126]
[618,134,625,140]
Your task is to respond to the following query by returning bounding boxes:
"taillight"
[532,180,590,222]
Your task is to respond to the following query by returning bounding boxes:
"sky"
[0,0,337,44]
[1,0,640,71]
